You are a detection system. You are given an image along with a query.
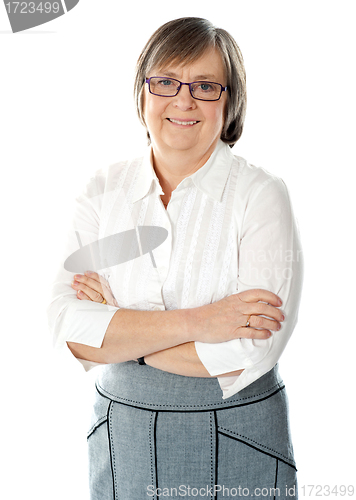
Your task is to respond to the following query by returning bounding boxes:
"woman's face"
[143,48,227,161]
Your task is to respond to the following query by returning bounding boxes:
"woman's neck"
[151,141,218,197]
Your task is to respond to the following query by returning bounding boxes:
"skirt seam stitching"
[107,401,117,499]
[273,459,279,500]
[209,412,213,498]
[217,428,297,470]
[213,411,218,499]
[95,382,285,411]
[87,416,107,440]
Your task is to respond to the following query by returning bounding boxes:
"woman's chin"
[159,132,200,152]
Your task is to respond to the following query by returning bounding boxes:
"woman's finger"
[242,301,285,323]
[76,289,91,301]
[72,279,105,302]
[84,271,110,288]
[237,289,282,306]
[237,327,272,340]
[72,274,103,294]
[246,314,281,332]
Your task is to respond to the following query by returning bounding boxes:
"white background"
[1,1,355,498]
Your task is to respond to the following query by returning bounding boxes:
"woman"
[48,17,303,499]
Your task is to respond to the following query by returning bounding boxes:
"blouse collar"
[132,139,234,204]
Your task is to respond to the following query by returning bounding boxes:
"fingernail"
[74,274,81,280]
[73,280,79,286]
[281,314,285,321]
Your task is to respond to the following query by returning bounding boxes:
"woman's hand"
[71,271,119,307]
[191,289,285,344]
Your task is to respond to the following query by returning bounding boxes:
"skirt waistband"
[96,362,283,411]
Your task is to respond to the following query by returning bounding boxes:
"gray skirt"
[88,362,297,499]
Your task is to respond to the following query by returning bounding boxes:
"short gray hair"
[134,17,247,148]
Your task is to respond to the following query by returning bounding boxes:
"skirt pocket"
[215,386,297,498]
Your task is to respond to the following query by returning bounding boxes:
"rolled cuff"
[50,298,119,350]
[195,337,272,376]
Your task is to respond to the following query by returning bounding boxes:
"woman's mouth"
[167,118,199,126]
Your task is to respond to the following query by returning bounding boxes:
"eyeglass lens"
[148,78,223,100]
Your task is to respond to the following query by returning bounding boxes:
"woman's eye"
[199,83,213,92]
[158,79,173,86]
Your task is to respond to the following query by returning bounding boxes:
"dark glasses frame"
[145,77,228,101]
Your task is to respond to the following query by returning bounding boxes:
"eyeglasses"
[145,77,228,101]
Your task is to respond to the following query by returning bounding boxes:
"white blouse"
[47,140,303,399]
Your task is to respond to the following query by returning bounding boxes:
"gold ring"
[245,315,251,327]
[101,298,107,305]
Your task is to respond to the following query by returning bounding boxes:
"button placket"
[149,198,172,311]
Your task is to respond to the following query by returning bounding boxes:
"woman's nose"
[172,84,197,110]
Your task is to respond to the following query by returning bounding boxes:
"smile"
[167,118,199,126]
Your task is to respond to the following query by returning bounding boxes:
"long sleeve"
[46,170,119,370]
[195,175,303,398]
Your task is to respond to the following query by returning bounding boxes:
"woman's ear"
[140,87,151,144]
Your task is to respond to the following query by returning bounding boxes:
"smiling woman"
[134,18,246,147]
[47,16,303,500]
